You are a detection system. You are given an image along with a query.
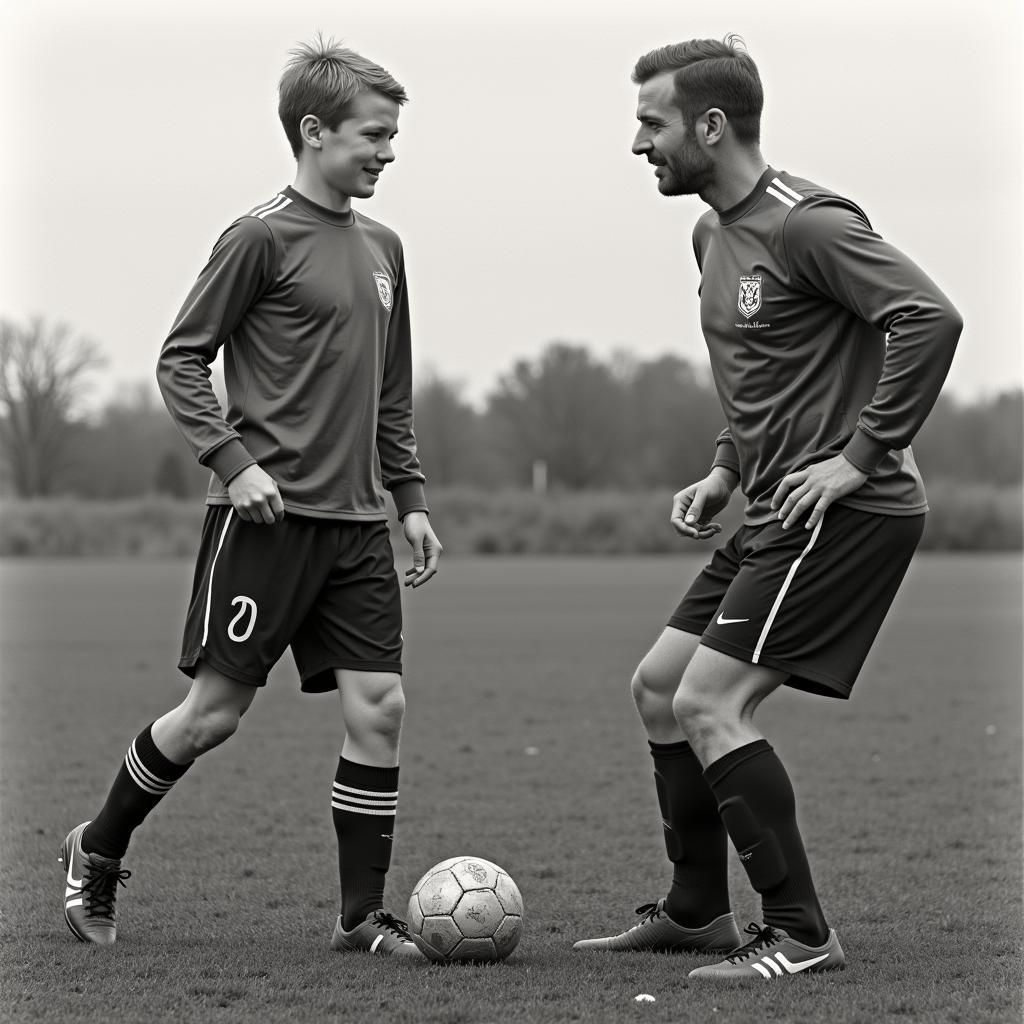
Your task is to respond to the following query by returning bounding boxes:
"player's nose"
[631,133,650,156]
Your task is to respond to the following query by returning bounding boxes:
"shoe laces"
[725,922,785,964]
[633,902,666,926]
[83,861,131,920]
[371,911,413,941]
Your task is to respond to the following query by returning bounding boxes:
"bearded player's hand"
[671,467,738,540]
[771,454,868,530]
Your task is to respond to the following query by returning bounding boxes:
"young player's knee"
[347,678,406,745]
[371,685,406,741]
[184,706,242,755]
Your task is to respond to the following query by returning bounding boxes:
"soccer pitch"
[1,554,1021,1023]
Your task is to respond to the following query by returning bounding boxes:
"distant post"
[532,459,548,495]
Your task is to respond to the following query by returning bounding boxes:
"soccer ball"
[407,856,524,962]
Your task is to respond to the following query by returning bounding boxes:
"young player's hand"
[671,469,736,540]
[227,465,285,524]
[402,512,442,588]
[771,454,869,530]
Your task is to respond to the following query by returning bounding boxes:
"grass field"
[1,554,1021,1023]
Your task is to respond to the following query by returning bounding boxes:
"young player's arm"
[376,250,441,586]
[771,197,963,529]
[156,218,284,523]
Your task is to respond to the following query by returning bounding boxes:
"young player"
[573,36,961,980]
[60,38,441,957]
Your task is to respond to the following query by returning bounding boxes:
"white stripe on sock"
[125,746,174,796]
[332,783,399,799]
[331,801,397,817]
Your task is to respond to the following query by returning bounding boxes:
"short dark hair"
[278,35,407,158]
[632,34,763,144]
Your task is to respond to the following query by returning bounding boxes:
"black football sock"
[649,739,731,927]
[705,739,829,946]
[82,723,192,859]
[332,757,399,931]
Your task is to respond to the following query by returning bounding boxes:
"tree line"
[1,317,1021,499]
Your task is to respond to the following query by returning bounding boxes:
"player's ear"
[701,108,727,147]
[299,114,324,151]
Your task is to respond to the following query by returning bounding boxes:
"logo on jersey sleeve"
[738,275,763,319]
[372,271,393,311]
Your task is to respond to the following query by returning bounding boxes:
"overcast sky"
[2,0,1021,411]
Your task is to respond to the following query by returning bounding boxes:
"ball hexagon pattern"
[407,856,524,963]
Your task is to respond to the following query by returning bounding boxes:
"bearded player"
[573,35,961,981]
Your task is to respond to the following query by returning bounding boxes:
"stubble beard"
[661,140,715,197]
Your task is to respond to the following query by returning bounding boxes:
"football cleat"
[573,899,741,953]
[59,821,131,945]
[330,910,423,958]
[688,922,846,981]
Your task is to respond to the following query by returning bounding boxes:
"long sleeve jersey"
[157,186,427,521]
[694,167,962,525]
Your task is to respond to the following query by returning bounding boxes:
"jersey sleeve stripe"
[249,193,289,219]
[771,178,804,203]
[254,196,292,221]
[766,185,798,209]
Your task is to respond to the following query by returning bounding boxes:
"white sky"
[2,0,1021,410]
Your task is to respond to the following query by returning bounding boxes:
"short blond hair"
[278,35,407,158]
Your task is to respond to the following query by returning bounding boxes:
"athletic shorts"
[178,507,403,692]
[668,505,925,699]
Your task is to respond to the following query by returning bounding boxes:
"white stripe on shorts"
[752,514,825,664]
[201,510,235,647]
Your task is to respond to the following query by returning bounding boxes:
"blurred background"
[1,0,1020,555]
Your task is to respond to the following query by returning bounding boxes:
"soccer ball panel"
[415,869,463,916]
[493,914,524,959]
[449,937,498,962]
[449,857,499,890]
[454,890,504,938]
[407,894,424,933]
[416,915,464,959]
[494,872,523,915]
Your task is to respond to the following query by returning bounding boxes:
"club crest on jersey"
[737,275,762,319]
[373,271,393,311]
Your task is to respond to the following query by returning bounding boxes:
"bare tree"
[0,317,106,496]
[487,342,629,488]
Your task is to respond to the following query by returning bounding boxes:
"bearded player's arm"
[771,198,962,529]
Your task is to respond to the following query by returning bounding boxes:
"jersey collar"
[283,186,356,226]
[718,167,778,226]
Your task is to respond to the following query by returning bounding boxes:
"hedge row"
[0,481,1019,557]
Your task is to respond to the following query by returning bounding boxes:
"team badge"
[737,275,762,319]
[373,271,393,311]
